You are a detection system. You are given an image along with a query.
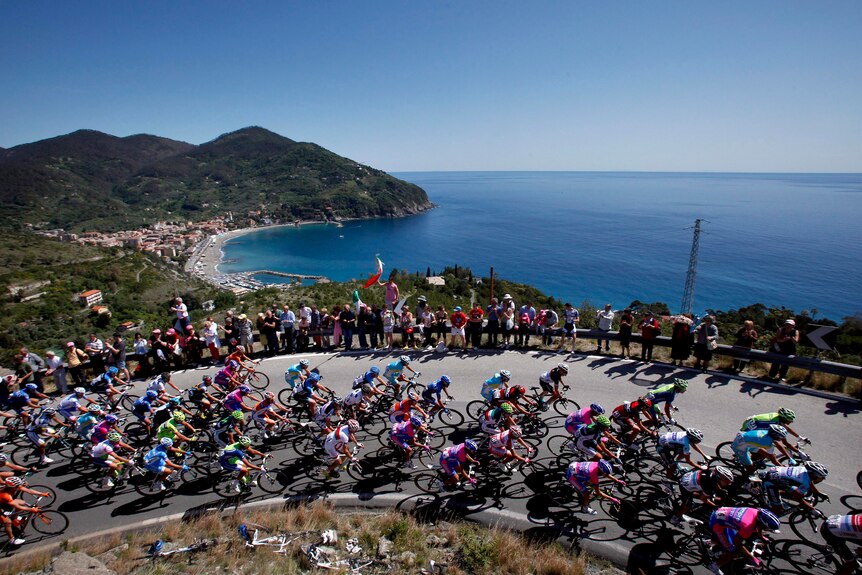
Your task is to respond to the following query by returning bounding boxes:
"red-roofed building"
[79,289,102,306]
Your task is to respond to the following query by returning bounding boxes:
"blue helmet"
[238,385,252,393]
[598,459,613,474]
[440,375,451,385]
[590,403,604,415]
[107,366,119,375]
[308,372,321,382]
[369,366,381,375]
[757,509,781,531]
[464,439,478,452]
[25,383,37,391]
[409,416,423,427]
[145,390,159,400]
[168,396,182,404]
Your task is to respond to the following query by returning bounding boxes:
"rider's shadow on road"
[604,362,640,380]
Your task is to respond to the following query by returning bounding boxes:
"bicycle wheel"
[119,394,140,413]
[124,422,150,447]
[636,484,676,520]
[29,510,69,536]
[11,446,40,467]
[553,397,581,417]
[414,471,446,494]
[134,473,163,497]
[519,417,549,439]
[292,434,324,457]
[714,441,736,461]
[772,540,840,575]
[22,485,57,508]
[434,407,464,428]
[212,471,242,498]
[466,400,488,421]
[248,371,270,391]
[788,507,822,540]
[857,469,862,492]
[258,469,286,494]
[547,434,577,457]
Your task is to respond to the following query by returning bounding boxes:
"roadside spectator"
[618,308,634,358]
[485,298,500,348]
[500,294,515,347]
[434,305,449,346]
[731,320,758,374]
[201,318,221,362]
[280,304,295,354]
[171,297,190,332]
[255,313,266,351]
[339,304,356,350]
[558,302,580,354]
[332,305,342,347]
[44,350,67,395]
[768,319,799,382]
[539,307,559,346]
[381,304,395,349]
[415,296,429,327]
[400,305,415,349]
[420,304,435,348]
[319,307,332,349]
[449,306,468,350]
[164,328,182,368]
[638,311,661,362]
[133,332,149,376]
[181,324,204,365]
[105,334,130,381]
[222,317,238,355]
[149,328,169,372]
[237,314,254,355]
[378,274,400,309]
[84,333,105,376]
[262,310,279,356]
[296,311,310,352]
[358,305,374,349]
[595,304,615,353]
[669,314,694,366]
[14,354,33,388]
[517,301,536,347]
[692,315,718,372]
[370,304,383,350]
[19,347,46,392]
[310,304,323,350]
[467,301,485,350]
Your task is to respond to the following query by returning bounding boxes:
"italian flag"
[362,255,384,289]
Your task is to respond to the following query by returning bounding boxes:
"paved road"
[8,349,862,572]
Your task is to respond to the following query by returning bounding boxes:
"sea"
[220,172,862,320]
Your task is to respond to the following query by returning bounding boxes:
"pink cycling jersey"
[565,407,593,434]
[712,507,759,540]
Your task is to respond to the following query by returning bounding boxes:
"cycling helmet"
[557,363,569,374]
[88,403,102,413]
[767,424,788,440]
[25,383,37,391]
[673,378,689,392]
[589,403,605,415]
[238,385,251,393]
[509,425,523,438]
[639,398,654,409]
[500,402,514,414]
[0,454,7,464]
[777,407,796,422]
[105,414,119,423]
[308,372,321,382]
[598,459,613,474]
[347,419,360,432]
[42,407,57,416]
[299,359,310,368]
[74,387,86,395]
[231,410,244,421]
[145,390,159,400]
[757,508,781,531]
[399,355,411,365]
[172,411,186,421]
[594,415,611,428]
[361,384,373,394]
[464,439,478,452]
[685,428,704,444]
[4,476,25,487]
[408,392,420,402]
[440,375,451,385]
[499,369,511,380]
[409,416,423,427]
[228,360,239,369]
[168,396,182,405]
[713,466,734,483]
[202,376,212,384]
[160,437,174,447]
[369,366,381,375]
[238,436,252,446]
[264,391,275,400]
[107,366,119,375]
[511,385,525,398]
[803,461,829,479]
[107,432,122,442]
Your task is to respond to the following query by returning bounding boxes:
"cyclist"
[707,507,781,575]
[293,372,333,418]
[383,356,417,398]
[224,385,256,414]
[91,431,134,489]
[132,390,162,435]
[566,459,626,516]
[755,461,829,514]
[671,466,735,527]
[389,392,429,424]
[212,410,246,447]
[481,370,511,402]
[0,476,48,545]
[574,415,623,462]
[89,367,124,406]
[75,403,103,440]
[284,359,312,390]
[57,387,94,423]
[655,428,711,478]
[440,440,480,488]
[565,403,605,436]
[156,411,197,445]
[219,436,264,491]
[740,407,808,445]
[343,384,380,417]
[491,385,537,415]
[488,425,532,473]
[186,375,221,413]
[151,396,191,434]
[25,407,65,465]
[537,363,569,405]
[324,419,362,479]
[312,397,343,434]
[480,402,516,435]
[819,514,862,575]
[421,375,454,421]
[224,346,254,372]
[214,361,243,391]
[147,371,181,397]
[645,378,688,425]
[731,424,796,473]
[610,397,658,445]
[251,392,290,438]
[143,437,187,491]
[90,414,122,444]
[389,415,432,469]
[352,365,387,391]
[7,383,47,425]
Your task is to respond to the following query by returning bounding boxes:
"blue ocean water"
[221,172,862,320]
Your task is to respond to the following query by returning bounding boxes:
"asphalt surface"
[7,348,862,573]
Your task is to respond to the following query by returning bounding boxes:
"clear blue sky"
[2,1,860,172]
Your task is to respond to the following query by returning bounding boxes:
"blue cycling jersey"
[424,380,445,398]
[133,397,153,413]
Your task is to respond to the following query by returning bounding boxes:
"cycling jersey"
[646,383,676,406]
[390,420,417,442]
[224,389,246,411]
[566,461,599,492]
[58,394,83,418]
[313,401,339,427]
[440,444,467,475]
[8,390,31,410]
[220,442,246,467]
[157,419,181,441]
[824,514,862,541]
[565,407,594,435]
[481,374,507,401]
[383,361,407,383]
[389,399,418,422]
[488,430,512,456]
[90,373,113,390]
[710,507,759,551]
[343,388,365,407]
[214,367,235,388]
[76,413,99,437]
[90,421,113,444]
[252,399,276,420]
[759,466,811,494]
[324,425,351,458]
[611,400,650,421]
[352,370,378,389]
[741,413,783,431]
[91,440,116,461]
[132,397,153,417]
[187,384,208,402]
[491,388,520,403]
[679,470,720,494]
[284,364,306,389]
[147,375,169,394]
[657,431,691,455]
[423,379,447,400]
[143,444,170,472]
[29,410,55,429]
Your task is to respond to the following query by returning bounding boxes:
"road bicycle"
[236,360,270,390]
[148,538,217,559]
[211,454,284,497]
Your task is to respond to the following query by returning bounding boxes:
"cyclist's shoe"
[103,477,115,488]
[249,479,258,487]
[40,456,54,464]
[157,482,166,492]
[669,515,682,526]
[232,480,242,493]
[404,460,417,470]
[324,470,340,480]
[707,562,724,575]
[581,506,597,516]
[11,538,26,545]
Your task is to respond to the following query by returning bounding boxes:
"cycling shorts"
[440,458,460,477]
[219,457,244,472]
[144,460,166,474]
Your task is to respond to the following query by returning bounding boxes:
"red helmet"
[510,386,525,398]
